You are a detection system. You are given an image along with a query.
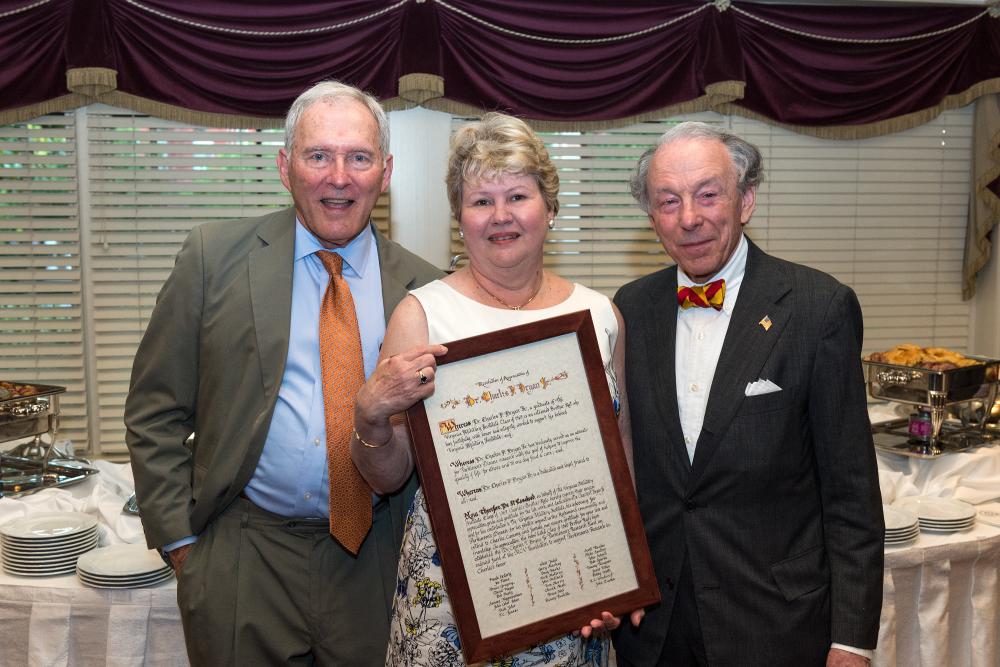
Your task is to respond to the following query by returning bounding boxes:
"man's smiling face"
[646,137,756,283]
[277,97,392,248]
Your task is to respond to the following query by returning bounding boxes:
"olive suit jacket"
[612,240,884,666]
[124,207,442,575]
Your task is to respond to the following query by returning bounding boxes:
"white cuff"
[831,643,873,662]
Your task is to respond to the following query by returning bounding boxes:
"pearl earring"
[458,227,464,239]
[548,218,555,230]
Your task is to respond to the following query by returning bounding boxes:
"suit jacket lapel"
[647,267,692,472]
[248,220,415,397]
[249,210,296,398]
[375,226,418,321]
[689,242,791,484]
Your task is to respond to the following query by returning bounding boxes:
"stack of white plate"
[882,505,919,546]
[892,495,977,533]
[1,512,99,576]
[76,544,173,588]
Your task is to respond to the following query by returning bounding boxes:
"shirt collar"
[677,234,748,314]
[294,220,375,278]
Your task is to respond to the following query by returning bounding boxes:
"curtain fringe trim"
[6,78,1000,140]
[398,73,445,104]
[66,67,118,98]
[99,92,284,128]
[0,93,90,125]
[415,81,745,131]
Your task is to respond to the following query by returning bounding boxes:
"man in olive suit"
[125,81,442,665]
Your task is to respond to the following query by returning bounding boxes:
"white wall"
[387,107,453,270]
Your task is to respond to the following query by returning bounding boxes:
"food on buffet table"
[0,381,42,400]
[864,344,982,371]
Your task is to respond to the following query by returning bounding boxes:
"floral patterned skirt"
[386,487,610,667]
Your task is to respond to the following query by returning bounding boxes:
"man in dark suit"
[612,122,883,667]
[124,81,442,665]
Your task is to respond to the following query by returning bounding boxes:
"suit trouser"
[176,495,398,667]
[657,554,709,667]
[618,552,708,667]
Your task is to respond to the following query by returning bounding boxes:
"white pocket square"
[745,379,782,396]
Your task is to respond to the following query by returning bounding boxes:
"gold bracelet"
[354,428,391,449]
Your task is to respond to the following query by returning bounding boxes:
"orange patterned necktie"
[677,278,725,311]
[317,252,372,555]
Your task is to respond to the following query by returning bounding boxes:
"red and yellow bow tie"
[677,279,725,311]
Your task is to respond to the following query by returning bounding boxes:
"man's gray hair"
[630,121,764,214]
[283,80,390,161]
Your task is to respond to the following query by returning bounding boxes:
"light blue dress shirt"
[165,221,387,551]
[244,221,386,517]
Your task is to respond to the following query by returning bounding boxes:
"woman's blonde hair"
[446,112,559,220]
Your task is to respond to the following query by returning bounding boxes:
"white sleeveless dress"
[385,280,620,667]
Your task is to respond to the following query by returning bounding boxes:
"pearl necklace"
[470,269,544,310]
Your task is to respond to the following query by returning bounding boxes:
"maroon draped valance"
[0,0,998,137]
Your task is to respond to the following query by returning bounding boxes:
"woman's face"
[459,172,553,273]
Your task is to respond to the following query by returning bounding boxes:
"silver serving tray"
[862,356,999,406]
[0,454,97,498]
[871,418,997,459]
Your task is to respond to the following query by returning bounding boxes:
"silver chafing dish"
[1,381,64,443]
[863,357,1000,458]
[1,381,97,498]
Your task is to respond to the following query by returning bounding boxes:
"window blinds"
[84,105,390,456]
[451,108,973,355]
[85,106,289,456]
[1,105,389,456]
[0,104,974,456]
[728,112,972,353]
[0,113,88,448]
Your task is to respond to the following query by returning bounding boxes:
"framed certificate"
[406,310,659,663]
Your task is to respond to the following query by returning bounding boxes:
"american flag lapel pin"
[759,315,772,331]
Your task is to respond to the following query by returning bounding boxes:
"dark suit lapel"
[646,267,692,472]
[689,242,791,484]
[249,210,296,398]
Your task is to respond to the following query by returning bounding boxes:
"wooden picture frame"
[406,310,659,663]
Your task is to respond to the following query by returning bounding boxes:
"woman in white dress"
[352,113,641,666]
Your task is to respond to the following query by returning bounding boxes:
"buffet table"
[2,411,999,666]
[877,516,1000,667]
[871,402,1000,667]
[0,460,186,667]
[0,577,184,666]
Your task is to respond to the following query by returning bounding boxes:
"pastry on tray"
[864,344,982,371]
[0,381,43,400]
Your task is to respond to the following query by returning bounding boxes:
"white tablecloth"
[870,402,1000,667]
[2,412,1000,666]
[0,460,186,667]
[0,580,184,667]
[877,520,1000,667]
